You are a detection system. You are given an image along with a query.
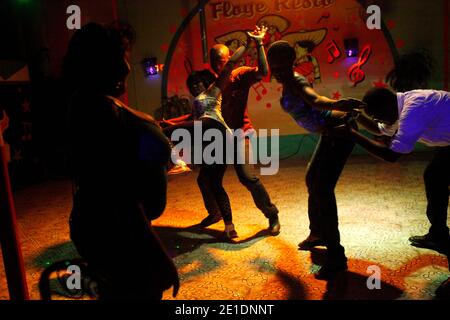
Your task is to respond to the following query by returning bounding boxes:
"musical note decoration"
[252,82,268,101]
[348,45,372,87]
[325,40,342,64]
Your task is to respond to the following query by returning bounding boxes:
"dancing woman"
[267,41,364,279]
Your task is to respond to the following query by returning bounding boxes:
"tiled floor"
[0,153,449,300]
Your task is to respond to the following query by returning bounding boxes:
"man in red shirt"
[202,28,280,235]
[163,28,280,235]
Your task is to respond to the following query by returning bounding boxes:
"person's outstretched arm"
[161,113,193,126]
[331,124,402,163]
[350,128,402,162]
[355,112,383,135]
[293,81,365,112]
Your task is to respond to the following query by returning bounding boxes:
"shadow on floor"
[30,227,448,300]
[323,271,404,300]
[31,241,80,268]
[30,224,271,296]
[32,247,90,300]
[309,248,450,300]
[153,224,273,257]
[155,224,321,300]
[30,223,269,266]
[310,248,404,300]
[252,257,307,299]
[153,224,273,282]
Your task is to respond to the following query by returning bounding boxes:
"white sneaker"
[168,159,192,175]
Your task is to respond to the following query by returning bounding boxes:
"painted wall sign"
[209,0,336,20]
[166,0,395,135]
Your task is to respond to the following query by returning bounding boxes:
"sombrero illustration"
[281,28,328,47]
[257,15,290,33]
[215,31,248,45]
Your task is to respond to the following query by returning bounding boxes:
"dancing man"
[164,26,280,236]
[267,41,364,279]
[202,26,280,235]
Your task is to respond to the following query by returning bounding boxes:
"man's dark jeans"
[199,155,279,220]
[424,145,450,240]
[306,134,354,262]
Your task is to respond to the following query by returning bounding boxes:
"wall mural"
[166,0,396,135]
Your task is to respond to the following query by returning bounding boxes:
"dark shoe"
[298,234,326,251]
[223,229,238,241]
[268,215,281,235]
[314,261,348,280]
[223,223,238,241]
[200,214,222,228]
[409,233,450,252]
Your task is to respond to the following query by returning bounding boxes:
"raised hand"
[247,25,268,45]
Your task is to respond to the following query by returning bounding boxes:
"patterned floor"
[0,153,449,300]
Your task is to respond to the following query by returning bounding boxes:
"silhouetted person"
[267,41,364,280]
[333,88,450,252]
[62,22,179,299]
[333,87,450,297]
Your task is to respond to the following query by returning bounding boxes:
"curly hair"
[186,69,216,96]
